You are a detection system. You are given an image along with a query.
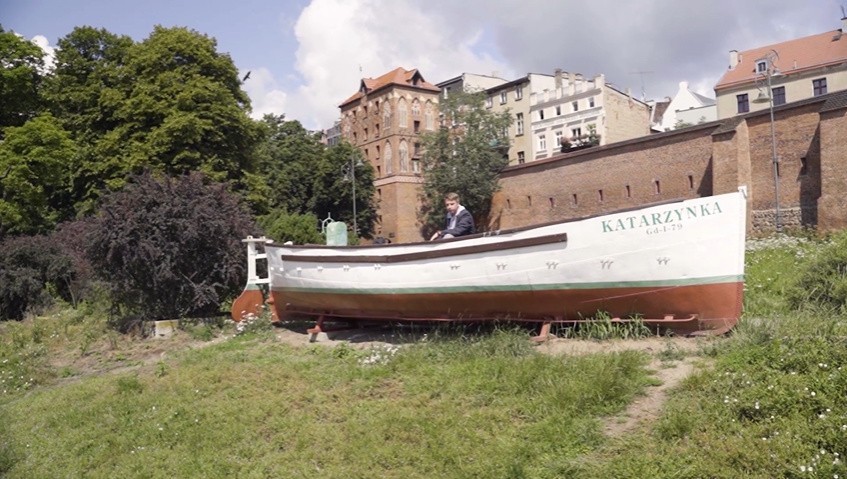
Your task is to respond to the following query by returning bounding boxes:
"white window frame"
[538,134,547,151]
[515,85,523,100]
[485,96,493,108]
[500,91,507,104]
[516,113,524,135]
[555,130,563,147]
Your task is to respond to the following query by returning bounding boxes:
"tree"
[86,172,257,326]
[0,113,78,238]
[44,26,262,216]
[0,234,74,321]
[0,26,45,134]
[253,116,377,238]
[418,90,512,237]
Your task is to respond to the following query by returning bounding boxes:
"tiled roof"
[715,29,847,91]
[339,67,441,107]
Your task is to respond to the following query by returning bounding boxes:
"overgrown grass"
[5,232,847,477]
[1,328,653,478]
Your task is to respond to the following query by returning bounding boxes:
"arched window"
[382,101,391,131]
[424,102,435,130]
[398,99,408,129]
[399,140,409,172]
[411,99,421,116]
[384,141,393,174]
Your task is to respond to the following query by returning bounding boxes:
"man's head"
[444,192,461,215]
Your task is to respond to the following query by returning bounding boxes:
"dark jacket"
[442,208,475,237]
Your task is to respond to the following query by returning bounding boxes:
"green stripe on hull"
[276,274,744,295]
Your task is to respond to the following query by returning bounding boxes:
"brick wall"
[487,90,847,236]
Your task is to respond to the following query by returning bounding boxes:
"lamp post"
[753,49,781,233]
[343,156,359,236]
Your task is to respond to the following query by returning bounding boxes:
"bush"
[258,209,323,244]
[51,219,98,307]
[86,172,257,325]
[786,231,847,312]
[0,234,74,321]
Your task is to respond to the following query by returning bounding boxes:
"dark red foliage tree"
[0,235,74,321]
[86,172,257,324]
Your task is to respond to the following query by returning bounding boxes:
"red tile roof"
[715,28,847,91]
[339,67,441,107]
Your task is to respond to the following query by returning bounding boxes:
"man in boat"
[430,192,475,240]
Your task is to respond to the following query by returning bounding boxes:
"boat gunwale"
[278,232,568,263]
[269,196,689,251]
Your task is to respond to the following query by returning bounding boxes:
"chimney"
[729,50,739,70]
[554,68,563,89]
[567,72,575,95]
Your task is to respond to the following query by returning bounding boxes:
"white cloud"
[241,67,288,120]
[249,0,840,129]
[285,0,512,129]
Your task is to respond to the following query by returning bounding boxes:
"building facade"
[529,70,651,161]
[339,67,441,243]
[715,16,847,119]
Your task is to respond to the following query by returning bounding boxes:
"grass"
[0,327,653,478]
[3,232,847,477]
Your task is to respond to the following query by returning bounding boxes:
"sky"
[3,0,844,130]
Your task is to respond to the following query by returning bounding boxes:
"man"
[430,192,475,240]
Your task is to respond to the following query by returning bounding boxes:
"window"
[413,120,420,133]
[598,189,604,202]
[412,159,421,173]
[654,179,661,194]
[688,175,694,189]
[424,102,434,130]
[572,193,578,206]
[571,127,582,138]
[500,91,507,104]
[625,185,631,198]
[444,87,451,99]
[588,97,595,108]
[411,100,421,116]
[398,100,408,128]
[736,93,749,113]
[527,196,532,206]
[772,86,786,106]
[515,86,523,100]
[539,109,545,120]
[555,130,563,147]
[538,135,546,151]
[486,96,493,108]
[517,151,525,164]
[516,113,524,135]
[549,197,555,208]
[572,101,579,112]
[555,105,561,115]
[756,61,767,73]
[813,78,827,96]
[375,124,379,137]
[413,142,420,157]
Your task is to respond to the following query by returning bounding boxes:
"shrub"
[51,218,98,307]
[86,172,257,325]
[257,209,323,244]
[786,231,847,312]
[0,234,74,321]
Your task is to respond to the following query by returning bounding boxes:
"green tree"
[0,26,46,133]
[418,90,512,237]
[312,142,376,239]
[0,113,78,237]
[253,116,376,238]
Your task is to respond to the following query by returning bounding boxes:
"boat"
[232,188,748,337]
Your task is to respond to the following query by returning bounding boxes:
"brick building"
[339,68,441,242]
[490,89,847,235]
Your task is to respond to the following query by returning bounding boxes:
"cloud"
[258,0,840,129]
[241,67,288,120]
[286,0,512,129]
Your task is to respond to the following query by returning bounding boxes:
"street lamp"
[753,49,782,233]
[343,156,361,236]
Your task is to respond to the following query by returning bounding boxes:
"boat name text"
[601,201,723,233]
